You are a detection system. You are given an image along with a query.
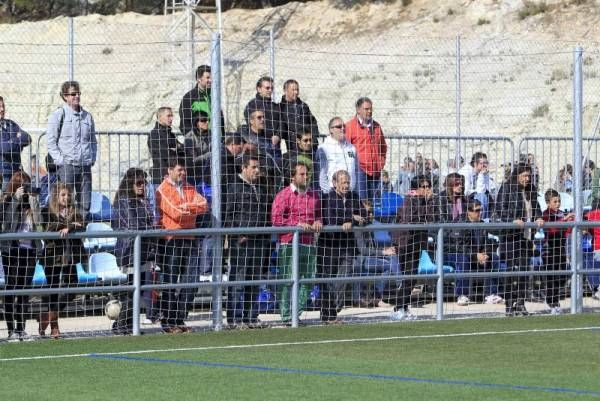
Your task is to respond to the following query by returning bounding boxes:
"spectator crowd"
[1,66,600,340]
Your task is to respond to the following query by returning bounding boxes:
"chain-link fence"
[2,14,600,339]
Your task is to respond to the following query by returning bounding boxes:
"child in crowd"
[541,189,574,314]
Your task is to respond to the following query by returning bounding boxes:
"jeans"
[584,251,600,291]
[444,253,506,297]
[57,164,92,216]
[178,238,204,322]
[357,168,381,201]
[444,253,471,297]
[352,255,401,301]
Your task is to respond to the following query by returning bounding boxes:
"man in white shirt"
[317,117,358,193]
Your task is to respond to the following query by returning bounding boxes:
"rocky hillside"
[0,0,599,188]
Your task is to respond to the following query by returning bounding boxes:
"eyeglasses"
[300,138,312,143]
[330,124,344,129]
[468,208,482,213]
[199,118,209,123]
[134,180,146,186]
[66,92,80,97]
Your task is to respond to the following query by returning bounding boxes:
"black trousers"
[159,239,194,328]
[226,236,269,324]
[317,246,355,322]
[3,247,36,334]
[499,237,532,310]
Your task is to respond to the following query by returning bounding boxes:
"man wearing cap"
[184,110,211,186]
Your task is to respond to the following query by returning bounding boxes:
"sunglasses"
[134,180,146,186]
[199,118,209,123]
[469,208,482,213]
[330,124,344,129]
[66,92,81,97]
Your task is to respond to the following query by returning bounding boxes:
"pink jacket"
[271,185,321,245]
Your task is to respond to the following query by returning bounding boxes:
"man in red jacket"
[345,97,387,201]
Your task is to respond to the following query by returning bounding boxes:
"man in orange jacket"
[156,157,208,333]
[345,97,387,201]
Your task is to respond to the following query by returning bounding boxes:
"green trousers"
[278,244,316,322]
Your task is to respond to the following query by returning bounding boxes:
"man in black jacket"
[243,77,281,156]
[148,107,184,185]
[224,153,270,327]
[317,169,366,323]
[279,79,319,152]
[179,65,225,136]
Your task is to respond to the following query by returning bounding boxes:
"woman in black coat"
[494,162,544,315]
[111,168,157,334]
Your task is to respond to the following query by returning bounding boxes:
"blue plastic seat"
[417,251,454,274]
[76,262,99,284]
[373,192,403,219]
[89,252,127,283]
[88,191,113,222]
[32,261,47,286]
[83,222,117,252]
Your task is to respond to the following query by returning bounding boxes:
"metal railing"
[1,219,599,336]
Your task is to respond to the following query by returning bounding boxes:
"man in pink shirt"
[271,162,322,324]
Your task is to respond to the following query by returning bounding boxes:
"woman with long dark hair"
[495,162,544,316]
[2,171,42,341]
[41,182,85,338]
[111,168,157,334]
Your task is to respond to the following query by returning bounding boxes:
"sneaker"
[456,295,470,306]
[485,294,504,305]
[7,332,20,342]
[19,332,34,342]
[404,311,417,321]
[390,309,406,321]
[593,290,600,300]
[550,306,562,315]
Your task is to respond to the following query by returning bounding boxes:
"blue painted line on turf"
[88,354,600,397]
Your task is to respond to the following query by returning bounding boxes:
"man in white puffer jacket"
[317,116,359,193]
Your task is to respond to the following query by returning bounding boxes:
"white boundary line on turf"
[2,325,599,362]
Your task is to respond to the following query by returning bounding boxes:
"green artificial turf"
[1,314,599,401]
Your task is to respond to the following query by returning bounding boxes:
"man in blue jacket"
[0,96,31,190]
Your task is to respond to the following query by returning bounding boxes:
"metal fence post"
[186,3,196,85]
[291,231,300,328]
[132,234,141,336]
[571,46,584,314]
[436,228,444,320]
[455,35,462,166]
[68,17,74,80]
[210,33,224,330]
[269,27,276,98]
